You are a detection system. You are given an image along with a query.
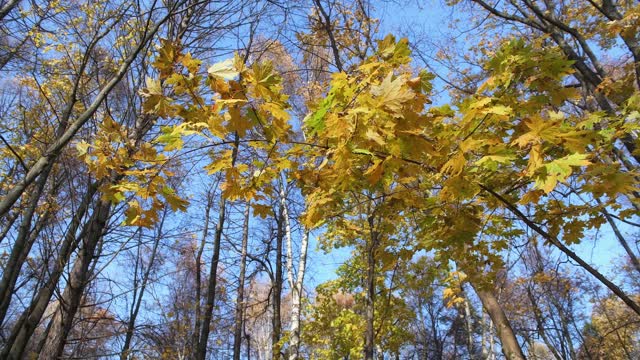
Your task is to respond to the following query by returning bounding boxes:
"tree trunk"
[0,0,20,21]
[525,286,563,360]
[471,283,525,360]
[286,232,308,360]
[364,214,377,360]
[233,202,250,360]
[272,199,284,360]
[461,289,476,358]
[193,191,213,355]
[281,180,309,360]
[0,161,55,325]
[38,200,111,360]
[121,212,166,359]
[195,133,239,360]
[603,210,640,275]
[0,180,99,360]
[195,194,226,360]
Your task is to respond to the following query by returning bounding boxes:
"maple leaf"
[180,52,202,74]
[535,153,590,193]
[252,203,272,219]
[365,128,385,146]
[205,150,233,175]
[305,92,335,135]
[208,58,239,80]
[261,102,290,121]
[153,39,178,78]
[161,186,189,212]
[364,158,385,184]
[371,72,414,113]
[76,141,90,156]
[156,126,184,151]
[441,152,466,176]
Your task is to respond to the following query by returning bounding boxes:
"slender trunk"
[281,178,309,360]
[488,318,495,360]
[287,231,308,360]
[603,210,640,274]
[195,133,239,360]
[547,292,577,359]
[195,195,225,360]
[0,162,54,325]
[233,202,250,360]
[38,200,111,360]
[525,287,563,360]
[272,201,283,360]
[364,214,377,360]
[461,290,475,358]
[0,206,19,244]
[0,180,98,359]
[121,213,166,359]
[193,192,213,354]
[471,283,525,360]
[0,207,51,324]
[480,313,488,358]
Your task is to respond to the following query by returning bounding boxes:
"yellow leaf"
[205,150,233,174]
[76,141,90,156]
[364,158,385,184]
[252,203,272,219]
[207,58,239,80]
[441,152,466,176]
[370,72,414,113]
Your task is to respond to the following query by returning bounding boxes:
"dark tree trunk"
[233,203,250,360]
[364,214,378,360]
[38,200,111,360]
[195,133,239,360]
[272,201,284,360]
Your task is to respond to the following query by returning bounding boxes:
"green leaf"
[353,148,374,156]
[536,153,590,193]
[305,91,334,135]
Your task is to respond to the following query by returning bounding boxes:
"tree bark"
[0,164,54,325]
[461,289,476,358]
[37,200,111,360]
[233,202,250,360]
[0,0,20,21]
[286,231,308,360]
[193,190,213,356]
[195,133,239,360]
[364,214,377,360]
[281,180,309,360]
[0,189,103,360]
[471,284,526,360]
[0,119,67,324]
[603,210,640,275]
[272,199,284,360]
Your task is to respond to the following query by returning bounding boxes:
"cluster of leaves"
[128,27,640,353]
